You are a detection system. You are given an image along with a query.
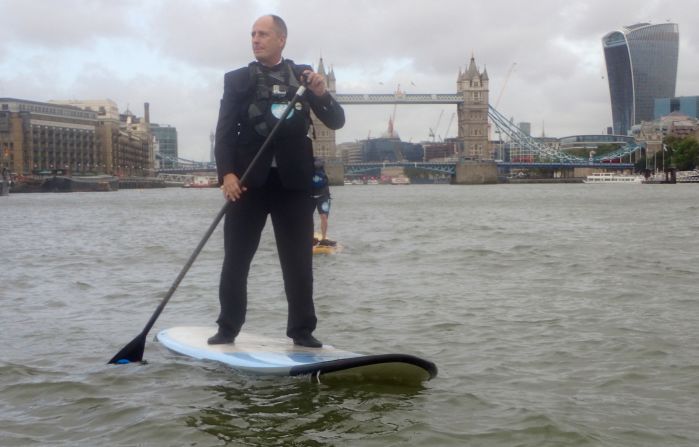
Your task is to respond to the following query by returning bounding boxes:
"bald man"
[212,15,345,347]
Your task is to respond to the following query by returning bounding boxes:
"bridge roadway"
[344,161,634,175]
[333,93,462,105]
[159,161,635,176]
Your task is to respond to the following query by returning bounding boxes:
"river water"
[1,184,698,446]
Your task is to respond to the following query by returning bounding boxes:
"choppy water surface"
[1,184,698,446]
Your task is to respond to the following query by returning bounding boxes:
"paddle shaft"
[110,86,307,363]
[140,85,308,336]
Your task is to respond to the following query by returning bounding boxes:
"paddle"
[108,85,308,364]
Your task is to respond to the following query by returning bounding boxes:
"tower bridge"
[327,56,643,167]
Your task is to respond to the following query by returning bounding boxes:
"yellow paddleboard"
[313,233,341,255]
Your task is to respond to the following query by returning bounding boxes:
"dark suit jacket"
[214,60,345,191]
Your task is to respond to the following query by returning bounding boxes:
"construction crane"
[443,112,456,140]
[491,64,516,144]
[428,110,444,142]
[390,84,401,138]
[495,62,517,109]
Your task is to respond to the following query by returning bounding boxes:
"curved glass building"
[602,23,679,135]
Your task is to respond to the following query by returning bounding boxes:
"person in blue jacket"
[311,158,335,246]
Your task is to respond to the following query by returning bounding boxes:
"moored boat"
[183,175,216,188]
[0,169,11,196]
[390,175,411,185]
[12,175,119,193]
[0,179,9,196]
[583,172,643,184]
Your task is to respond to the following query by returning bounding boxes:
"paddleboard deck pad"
[156,326,437,385]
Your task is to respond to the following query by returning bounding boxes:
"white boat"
[583,172,644,184]
[390,175,411,185]
[183,175,214,188]
[677,170,699,183]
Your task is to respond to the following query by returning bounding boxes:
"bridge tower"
[457,56,490,159]
[311,57,338,159]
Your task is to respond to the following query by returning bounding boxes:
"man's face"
[251,16,285,66]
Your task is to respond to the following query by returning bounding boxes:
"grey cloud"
[142,0,261,70]
[3,0,140,47]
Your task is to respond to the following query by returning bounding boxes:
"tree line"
[635,136,699,172]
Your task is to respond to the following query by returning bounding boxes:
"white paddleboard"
[156,326,437,385]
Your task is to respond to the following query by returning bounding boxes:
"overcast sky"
[2,0,698,161]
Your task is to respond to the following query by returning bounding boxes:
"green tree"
[665,136,699,171]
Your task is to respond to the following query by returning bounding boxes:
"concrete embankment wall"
[325,161,502,185]
[325,163,345,186]
[454,161,498,184]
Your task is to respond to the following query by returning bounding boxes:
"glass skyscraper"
[151,123,178,168]
[654,96,699,119]
[602,23,679,135]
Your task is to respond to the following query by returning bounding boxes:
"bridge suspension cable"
[488,105,643,164]
[488,105,584,163]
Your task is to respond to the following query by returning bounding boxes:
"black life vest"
[247,61,311,138]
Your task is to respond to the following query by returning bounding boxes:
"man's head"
[251,15,287,67]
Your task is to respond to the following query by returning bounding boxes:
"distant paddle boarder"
[311,157,335,247]
[211,15,345,347]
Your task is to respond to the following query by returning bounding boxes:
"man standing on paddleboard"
[211,15,345,347]
[311,157,335,247]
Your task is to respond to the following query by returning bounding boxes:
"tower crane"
[390,83,401,138]
[492,63,517,154]
[444,112,456,140]
[429,110,444,142]
[495,62,517,109]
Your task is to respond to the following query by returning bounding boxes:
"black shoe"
[292,334,323,348]
[207,331,235,345]
[319,239,336,246]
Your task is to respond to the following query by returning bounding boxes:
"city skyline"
[2,0,699,162]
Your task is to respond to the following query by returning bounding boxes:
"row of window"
[18,104,95,119]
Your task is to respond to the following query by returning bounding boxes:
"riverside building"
[151,123,178,169]
[1,98,98,175]
[0,98,154,176]
[654,96,699,120]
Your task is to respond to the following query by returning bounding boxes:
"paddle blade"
[108,334,146,364]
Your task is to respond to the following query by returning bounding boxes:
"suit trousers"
[217,168,317,339]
